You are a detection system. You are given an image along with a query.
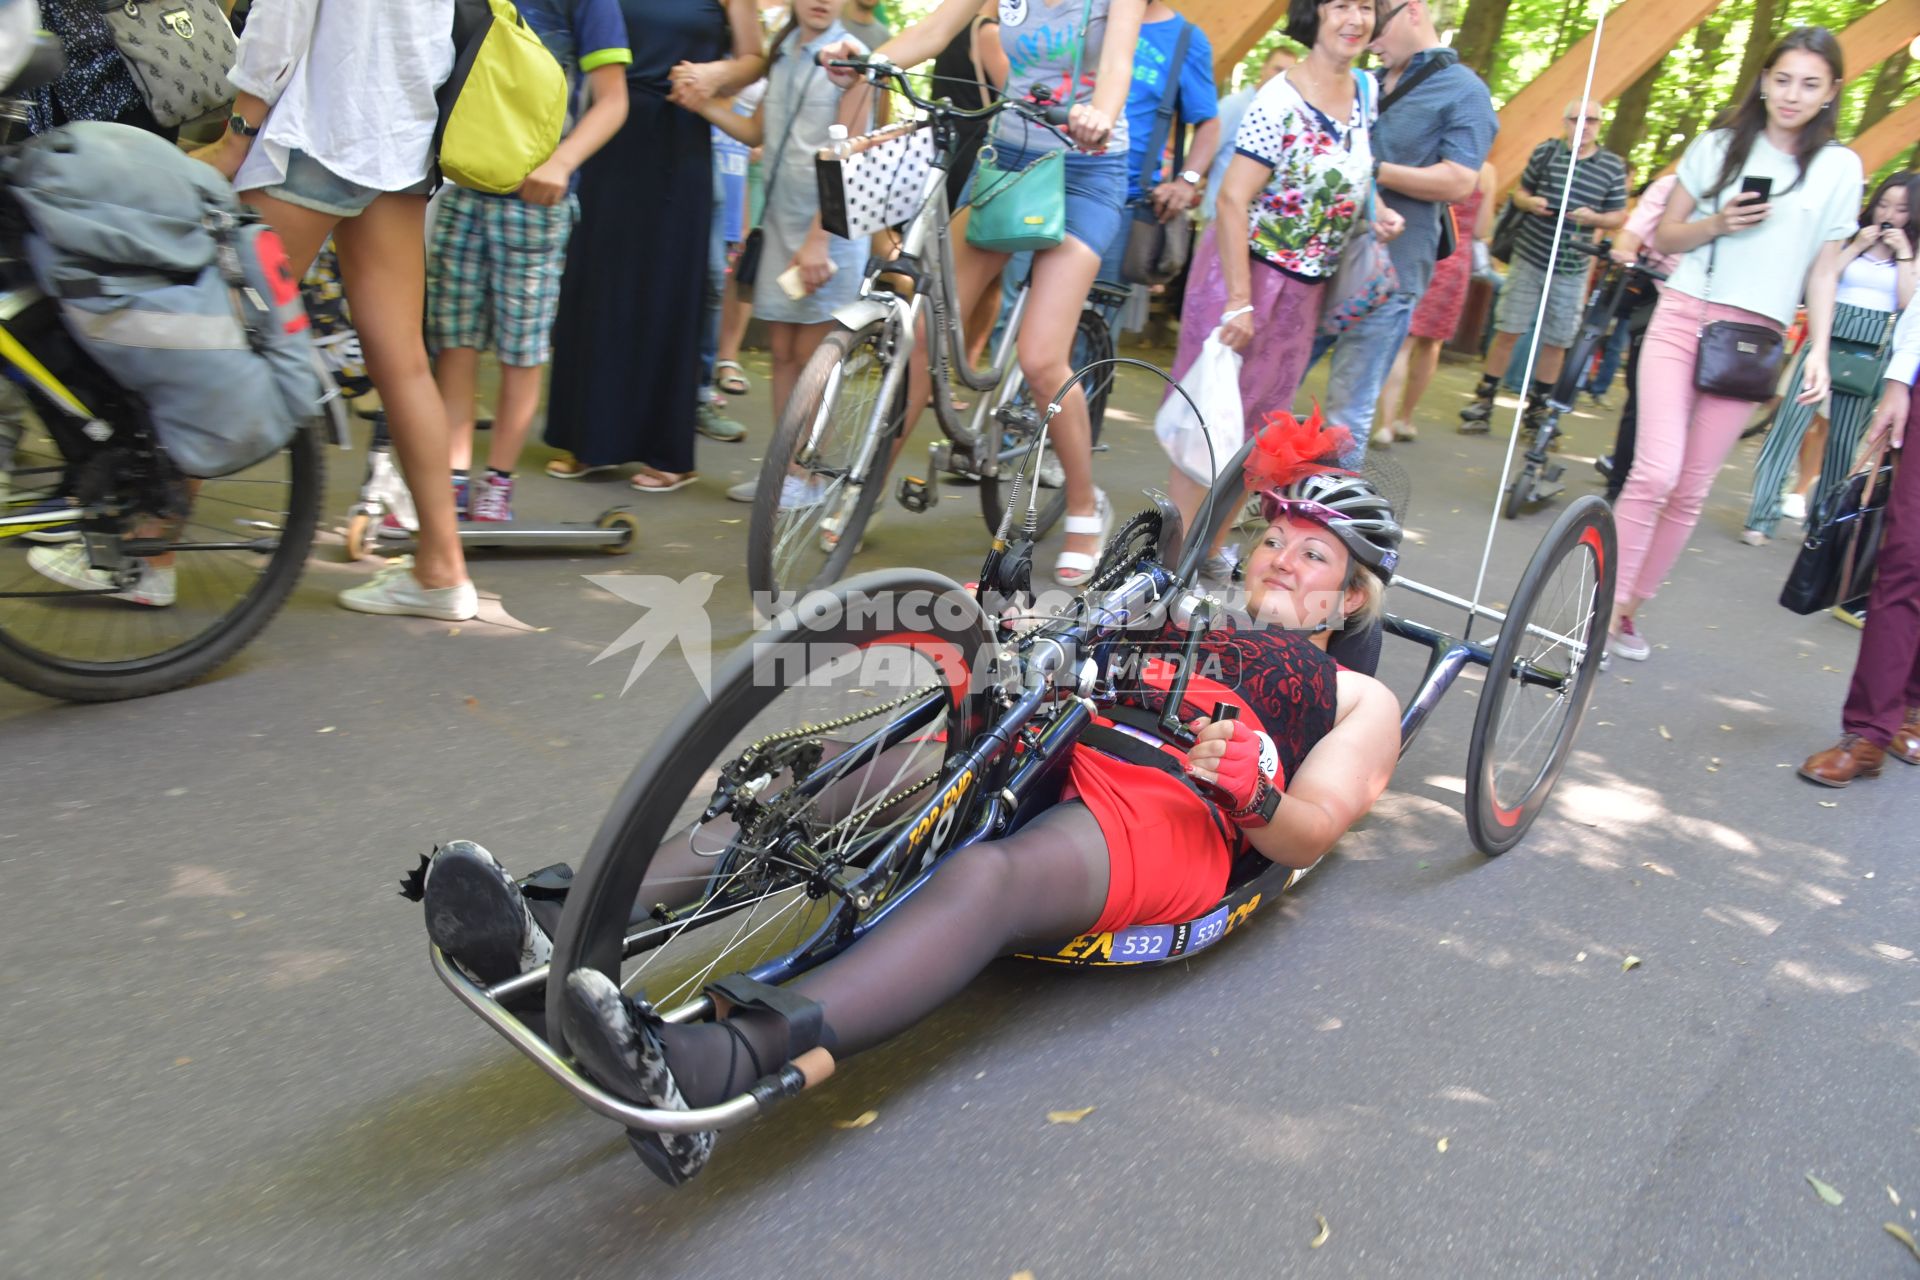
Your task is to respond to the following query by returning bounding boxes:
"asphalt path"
[3,350,1915,1280]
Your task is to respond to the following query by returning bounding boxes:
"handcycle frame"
[431,407,1616,1135]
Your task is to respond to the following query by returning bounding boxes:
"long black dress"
[544,0,730,473]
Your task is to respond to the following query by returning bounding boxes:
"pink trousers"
[1614,291,1782,605]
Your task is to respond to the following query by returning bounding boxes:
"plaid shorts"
[427,187,577,367]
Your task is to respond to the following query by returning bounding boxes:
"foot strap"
[705,974,825,1058]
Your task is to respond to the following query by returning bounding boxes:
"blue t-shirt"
[1368,49,1497,295]
[517,0,634,132]
[1120,15,1217,202]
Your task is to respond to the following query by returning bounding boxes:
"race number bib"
[1254,730,1280,783]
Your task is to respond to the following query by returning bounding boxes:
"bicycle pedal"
[897,473,936,513]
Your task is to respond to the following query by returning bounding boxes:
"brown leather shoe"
[1891,708,1920,766]
[1800,734,1886,787]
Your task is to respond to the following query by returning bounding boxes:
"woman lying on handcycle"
[418,413,1403,1186]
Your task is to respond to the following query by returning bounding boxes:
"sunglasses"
[1258,495,1345,529]
[1373,0,1411,32]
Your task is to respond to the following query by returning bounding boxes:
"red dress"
[1407,186,1484,342]
[1063,622,1341,933]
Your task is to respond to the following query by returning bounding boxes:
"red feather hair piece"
[1243,406,1356,493]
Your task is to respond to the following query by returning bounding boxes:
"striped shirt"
[1513,138,1628,275]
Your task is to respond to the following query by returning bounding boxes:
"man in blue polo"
[1313,0,1496,463]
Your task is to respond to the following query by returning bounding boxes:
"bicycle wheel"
[0,422,323,702]
[1502,461,1534,521]
[546,568,996,1054]
[747,320,899,609]
[1464,495,1616,855]
[978,307,1112,537]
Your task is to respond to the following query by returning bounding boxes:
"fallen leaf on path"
[1437,1137,1450,1153]
[447,627,460,636]
[720,518,743,525]
[1576,951,1587,961]
[1597,721,1614,727]
[1866,872,1877,879]
[1047,1107,1096,1125]
[1874,944,1913,961]
[316,726,335,734]
[1658,725,1673,740]
[1806,1173,1844,1206]
[173,1057,191,1067]
[834,1110,879,1130]
[1883,1223,1920,1263]
[1622,955,1642,972]
[1417,860,1430,869]
[1720,724,1734,731]
[1309,1215,1330,1249]
[464,697,478,708]
[1819,801,1839,808]
[1012,1271,1037,1280]
[1641,862,1675,877]
[1890,1185,1902,1206]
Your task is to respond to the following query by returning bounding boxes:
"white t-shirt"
[1664,130,1863,327]
[230,0,456,194]
[1835,251,1901,312]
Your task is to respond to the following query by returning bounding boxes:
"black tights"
[650,802,1111,1108]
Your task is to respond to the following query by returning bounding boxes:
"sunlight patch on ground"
[1770,958,1870,995]
[1702,905,1781,937]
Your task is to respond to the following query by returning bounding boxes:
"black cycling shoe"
[563,969,715,1187]
[1594,454,1616,483]
[421,841,551,986]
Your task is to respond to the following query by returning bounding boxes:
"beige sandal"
[630,467,699,494]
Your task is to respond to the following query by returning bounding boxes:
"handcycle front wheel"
[746,320,899,608]
[977,306,1112,538]
[545,569,996,1058]
[1465,494,1616,855]
[0,423,323,702]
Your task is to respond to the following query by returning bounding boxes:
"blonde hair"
[1342,564,1384,630]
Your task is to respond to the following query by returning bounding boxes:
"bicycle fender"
[832,297,895,333]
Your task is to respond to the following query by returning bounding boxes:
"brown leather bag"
[1692,222,1784,401]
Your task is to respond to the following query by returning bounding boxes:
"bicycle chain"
[738,679,945,762]
[1088,508,1164,595]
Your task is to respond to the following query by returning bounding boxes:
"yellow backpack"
[434,0,569,195]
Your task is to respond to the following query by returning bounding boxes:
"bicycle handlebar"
[824,56,1074,128]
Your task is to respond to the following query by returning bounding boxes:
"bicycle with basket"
[747,55,1124,605]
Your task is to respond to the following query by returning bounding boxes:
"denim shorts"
[958,144,1129,257]
[260,149,436,218]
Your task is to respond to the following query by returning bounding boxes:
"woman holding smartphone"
[1741,171,1918,544]
[1608,27,1862,662]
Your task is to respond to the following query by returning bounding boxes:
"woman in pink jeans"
[1609,26,1862,661]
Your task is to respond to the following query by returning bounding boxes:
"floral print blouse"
[1231,71,1376,281]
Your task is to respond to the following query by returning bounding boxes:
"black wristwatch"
[1230,775,1281,826]
[227,113,262,138]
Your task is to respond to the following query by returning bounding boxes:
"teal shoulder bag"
[965,0,1092,254]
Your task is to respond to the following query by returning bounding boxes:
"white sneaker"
[1371,424,1395,449]
[338,557,478,620]
[1608,616,1651,662]
[727,474,828,508]
[28,543,176,606]
[1035,450,1066,489]
[1781,492,1807,522]
[1740,528,1768,547]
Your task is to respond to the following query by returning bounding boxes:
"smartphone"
[1739,175,1773,204]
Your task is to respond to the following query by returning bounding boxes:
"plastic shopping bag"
[1155,330,1243,485]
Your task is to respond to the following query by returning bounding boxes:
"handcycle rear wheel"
[977,307,1112,538]
[746,321,900,608]
[545,569,995,1057]
[0,423,323,702]
[1465,494,1615,855]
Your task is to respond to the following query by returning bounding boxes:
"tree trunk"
[1453,0,1514,82]
[1605,55,1664,178]
[1669,19,1732,151]
[1857,49,1912,135]
[1732,0,1781,102]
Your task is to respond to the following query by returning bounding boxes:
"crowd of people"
[12,0,1919,787]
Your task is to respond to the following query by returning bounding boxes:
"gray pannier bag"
[4,122,326,477]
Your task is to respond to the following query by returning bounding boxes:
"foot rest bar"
[431,945,833,1134]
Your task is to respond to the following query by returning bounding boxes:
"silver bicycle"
[745,60,1118,606]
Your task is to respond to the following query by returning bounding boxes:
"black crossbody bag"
[1693,201,1785,400]
[1374,50,1460,260]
